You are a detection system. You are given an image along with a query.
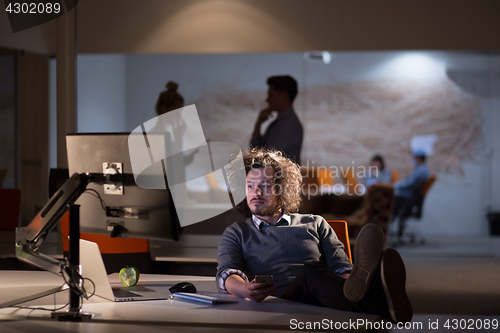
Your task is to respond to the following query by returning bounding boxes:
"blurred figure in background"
[151,81,197,192]
[152,81,185,134]
[250,75,303,165]
[392,150,430,222]
[156,81,185,115]
[361,154,393,189]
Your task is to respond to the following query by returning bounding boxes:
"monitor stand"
[51,204,94,321]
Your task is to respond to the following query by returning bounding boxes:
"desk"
[0,271,378,332]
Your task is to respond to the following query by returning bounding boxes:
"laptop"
[80,239,169,302]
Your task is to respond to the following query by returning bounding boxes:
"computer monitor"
[66,133,179,242]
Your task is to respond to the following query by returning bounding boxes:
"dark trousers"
[281,262,387,316]
[392,195,412,237]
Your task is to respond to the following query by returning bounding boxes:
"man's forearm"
[225,274,250,298]
[252,121,262,138]
[250,128,263,148]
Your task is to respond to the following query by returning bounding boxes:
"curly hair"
[233,148,302,217]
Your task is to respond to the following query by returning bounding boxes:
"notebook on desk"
[80,239,169,302]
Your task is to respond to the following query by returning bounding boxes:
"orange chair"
[420,175,436,197]
[391,170,399,184]
[343,168,358,193]
[326,220,352,262]
[60,211,151,274]
[316,167,333,187]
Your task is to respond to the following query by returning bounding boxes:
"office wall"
[77,55,127,133]
[66,51,500,237]
[49,55,127,168]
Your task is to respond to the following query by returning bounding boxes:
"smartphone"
[255,275,273,287]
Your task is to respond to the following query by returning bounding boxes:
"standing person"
[150,81,198,209]
[250,75,303,165]
[151,81,197,161]
[156,81,185,115]
[217,148,413,323]
[152,81,185,134]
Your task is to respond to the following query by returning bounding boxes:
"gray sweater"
[216,213,352,297]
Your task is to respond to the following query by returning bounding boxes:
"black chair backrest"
[402,175,436,221]
[409,195,425,219]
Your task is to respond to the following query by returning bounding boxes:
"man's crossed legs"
[282,223,413,323]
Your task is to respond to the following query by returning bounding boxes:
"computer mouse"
[169,282,197,293]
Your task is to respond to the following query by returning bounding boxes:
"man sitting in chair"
[217,148,413,323]
[392,149,430,239]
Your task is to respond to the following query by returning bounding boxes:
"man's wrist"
[335,266,352,276]
[225,274,250,298]
[218,268,249,294]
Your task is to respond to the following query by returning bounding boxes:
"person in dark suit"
[250,75,303,165]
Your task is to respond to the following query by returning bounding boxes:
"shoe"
[381,248,413,323]
[343,223,384,303]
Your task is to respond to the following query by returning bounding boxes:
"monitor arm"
[15,172,121,275]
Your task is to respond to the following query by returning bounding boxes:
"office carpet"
[397,236,500,316]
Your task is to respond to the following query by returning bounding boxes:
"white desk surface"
[0,271,378,332]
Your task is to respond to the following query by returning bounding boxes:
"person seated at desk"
[360,154,393,189]
[216,148,413,323]
[392,149,430,222]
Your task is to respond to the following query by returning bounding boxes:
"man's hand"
[257,107,273,124]
[252,107,274,138]
[225,274,276,302]
[244,277,277,302]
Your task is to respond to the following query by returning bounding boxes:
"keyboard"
[173,292,238,305]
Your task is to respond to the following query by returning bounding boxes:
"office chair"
[326,220,352,262]
[391,170,399,184]
[317,167,334,187]
[392,174,436,246]
[342,168,358,193]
